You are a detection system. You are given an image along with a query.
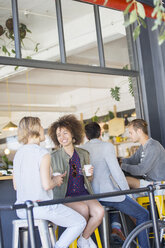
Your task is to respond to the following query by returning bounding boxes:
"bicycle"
[123,183,165,248]
[123,220,165,248]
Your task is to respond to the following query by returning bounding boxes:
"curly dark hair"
[48,114,84,146]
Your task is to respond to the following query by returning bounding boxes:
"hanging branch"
[110,86,120,101]
[90,0,165,45]
[152,0,165,45]
[123,65,134,97]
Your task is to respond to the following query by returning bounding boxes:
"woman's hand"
[86,166,94,182]
[88,166,94,176]
[53,171,67,187]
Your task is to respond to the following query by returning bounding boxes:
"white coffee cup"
[84,164,92,176]
[53,172,61,176]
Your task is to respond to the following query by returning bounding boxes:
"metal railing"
[0,184,165,248]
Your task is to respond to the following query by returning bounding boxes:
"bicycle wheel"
[122,220,165,248]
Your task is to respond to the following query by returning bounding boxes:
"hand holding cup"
[84,164,94,177]
[53,171,67,187]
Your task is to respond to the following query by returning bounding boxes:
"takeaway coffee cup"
[84,164,92,176]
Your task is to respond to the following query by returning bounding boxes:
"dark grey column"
[135,18,165,146]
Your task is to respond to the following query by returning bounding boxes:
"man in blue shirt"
[82,122,150,247]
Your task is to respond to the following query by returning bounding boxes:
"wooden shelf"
[0,176,13,181]
[113,141,132,145]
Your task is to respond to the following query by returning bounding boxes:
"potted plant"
[0,17,39,57]
[0,155,13,175]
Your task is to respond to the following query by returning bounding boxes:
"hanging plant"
[91,107,100,122]
[0,17,40,57]
[110,86,120,101]
[123,64,134,97]
[128,77,134,97]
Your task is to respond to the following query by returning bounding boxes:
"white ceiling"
[0,0,135,141]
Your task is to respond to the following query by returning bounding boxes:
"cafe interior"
[0,0,138,163]
[0,0,152,247]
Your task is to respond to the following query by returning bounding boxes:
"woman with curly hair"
[48,115,104,248]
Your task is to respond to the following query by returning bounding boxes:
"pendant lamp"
[2,78,17,131]
[2,121,18,131]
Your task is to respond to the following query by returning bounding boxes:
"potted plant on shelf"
[0,155,13,175]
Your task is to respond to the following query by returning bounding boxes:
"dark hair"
[128,119,148,135]
[48,114,84,146]
[84,122,101,140]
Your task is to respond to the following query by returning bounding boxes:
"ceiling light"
[131,111,136,117]
[2,121,17,131]
[4,148,10,155]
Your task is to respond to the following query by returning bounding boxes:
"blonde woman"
[13,116,86,248]
[48,115,104,248]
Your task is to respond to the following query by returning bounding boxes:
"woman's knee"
[79,203,90,220]
[92,204,104,223]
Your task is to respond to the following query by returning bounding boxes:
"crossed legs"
[65,199,104,239]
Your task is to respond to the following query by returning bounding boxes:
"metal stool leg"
[119,212,129,237]
[38,220,52,248]
[100,207,110,248]
[20,229,28,248]
[48,223,56,247]
[12,224,19,248]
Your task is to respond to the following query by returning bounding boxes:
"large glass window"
[62,0,99,65]
[100,7,130,69]
[17,0,59,61]
[0,0,12,57]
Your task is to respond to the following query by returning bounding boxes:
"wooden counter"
[0,175,13,180]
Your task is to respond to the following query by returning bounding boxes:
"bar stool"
[12,219,56,248]
[55,226,102,248]
[100,206,129,248]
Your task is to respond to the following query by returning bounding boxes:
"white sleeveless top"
[13,144,53,204]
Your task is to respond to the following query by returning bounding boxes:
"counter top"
[0,175,13,180]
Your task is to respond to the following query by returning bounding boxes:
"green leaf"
[123,64,129,70]
[15,66,19,70]
[158,32,165,45]
[110,87,120,101]
[11,49,16,54]
[91,115,99,122]
[133,25,140,40]
[34,43,40,52]
[25,56,32,59]
[108,111,114,119]
[139,17,147,28]
[129,9,138,24]
[124,19,130,28]
[124,2,132,15]
[2,45,10,56]
[26,28,32,33]
[128,77,134,97]
[137,2,146,19]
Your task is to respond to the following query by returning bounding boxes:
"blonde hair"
[18,116,41,144]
